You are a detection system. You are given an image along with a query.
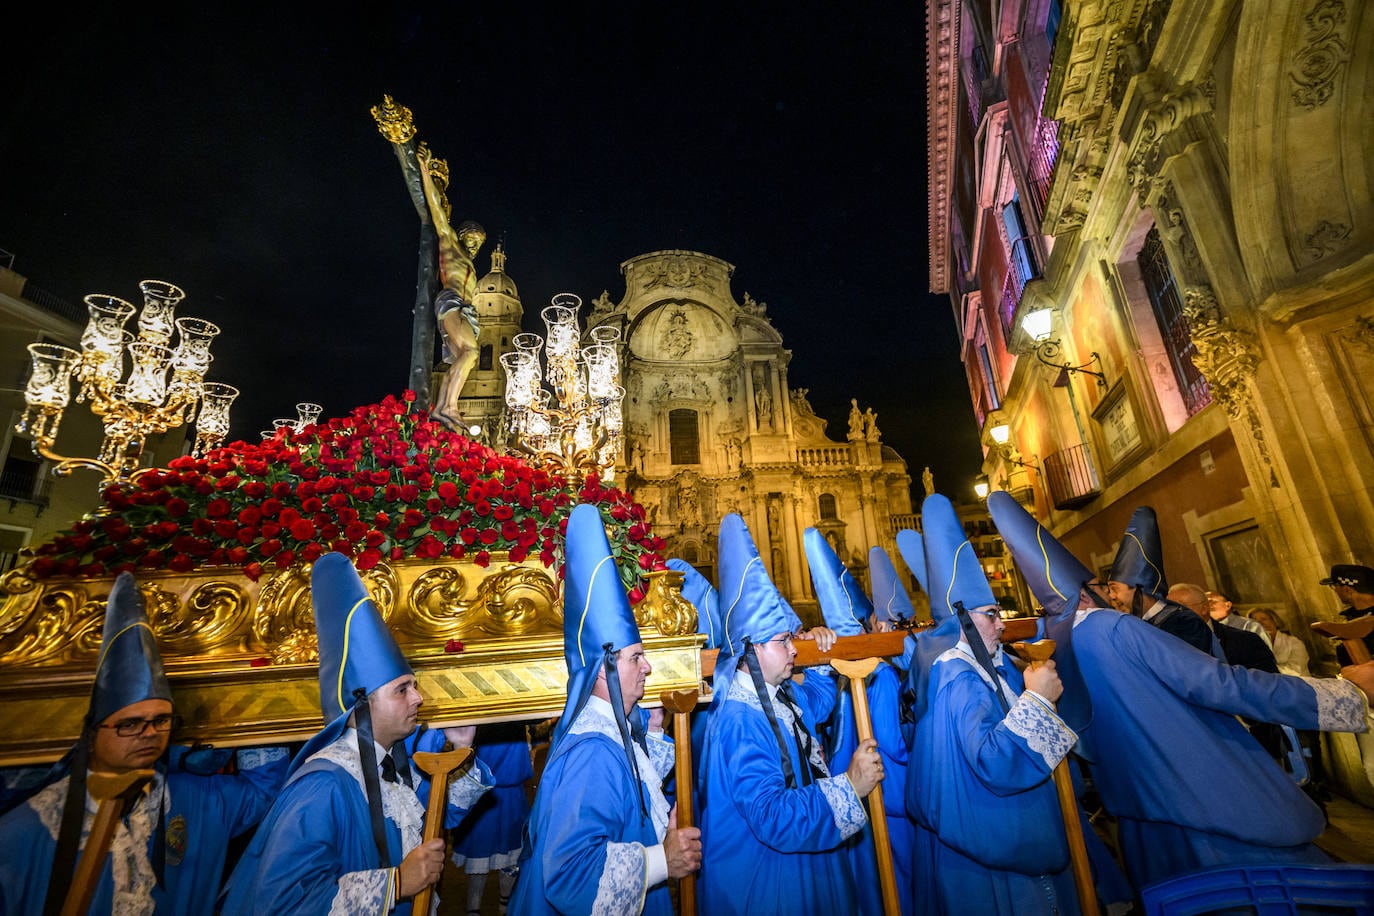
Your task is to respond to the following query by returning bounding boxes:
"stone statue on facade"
[848,398,865,440]
[753,364,774,429]
[923,466,935,496]
[864,407,881,442]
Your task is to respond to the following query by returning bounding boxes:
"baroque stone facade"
[462,249,916,621]
[928,0,1374,673]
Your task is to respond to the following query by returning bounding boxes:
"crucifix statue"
[371,95,485,429]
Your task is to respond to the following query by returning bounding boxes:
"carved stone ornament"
[1128,84,1212,204]
[0,556,700,763]
[1301,220,1353,264]
[1291,0,1350,111]
[1183,286,1279,485]
[1342,315,1374,355]
[642,256,708,291]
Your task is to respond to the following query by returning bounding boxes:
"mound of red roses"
[25,392,666,600]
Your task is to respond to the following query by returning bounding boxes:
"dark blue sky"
[1,3,983,502]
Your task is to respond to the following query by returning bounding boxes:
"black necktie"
[778,684,819,786]
[380,755,398,784]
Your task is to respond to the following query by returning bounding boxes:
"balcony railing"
[1026,118,1061,219]
[1043,444,1100,510]
[890,513,919,534]
[795,446,851,468]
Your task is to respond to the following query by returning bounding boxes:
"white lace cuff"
[592,841,648,916]
[447,756,494,811]
[235,746,288,769]
[1004,692,1077,771]
[646,731,675,780]
[330,868,396,915]
[818,774,867,840]
[1311,676,1371,732]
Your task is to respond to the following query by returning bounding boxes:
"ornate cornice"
[926,0,961,293]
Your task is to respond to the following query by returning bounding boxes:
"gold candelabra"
[502,293,624,480]
[16,280,238,490]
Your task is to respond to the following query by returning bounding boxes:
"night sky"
[1,4,983,505]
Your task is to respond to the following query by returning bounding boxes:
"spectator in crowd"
[1249,608,1311,677]
[1206,589,1272,649]
[1319,564,1374,665]
[1106,507,1219,657]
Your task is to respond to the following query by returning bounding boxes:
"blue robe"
[452,723,533,873]
[220,729,492,916]
[1068,608,1370,890]
[823,661,914,915]
[510,696,676,915]
[700,667,868,915]
[0,746,287,915]
[909,642,1080,915]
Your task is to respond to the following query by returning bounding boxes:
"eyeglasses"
[762,633,795,647]
[968,608,1004,620]
[99,714,182,737]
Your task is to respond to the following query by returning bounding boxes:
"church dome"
[477,244,519,299]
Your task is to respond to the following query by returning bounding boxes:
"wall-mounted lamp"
[987,422,1038,472]
[1021,308,1107,390]
[973,477,990,500]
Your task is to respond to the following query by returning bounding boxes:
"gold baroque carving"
[370,94,417,145]
[1342,315,1374,355]
[1291,0,1349,110]
[642,257,707,291]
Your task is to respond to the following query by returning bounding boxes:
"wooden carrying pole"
[660,688,700,916]
[410,747,475,916]
[60,768,155,916]
[700,618,1039,677]
[1311,618,1374,664]
[829,657,900,916]
[1009,640,1099,916]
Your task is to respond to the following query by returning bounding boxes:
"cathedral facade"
[461,249,916,621]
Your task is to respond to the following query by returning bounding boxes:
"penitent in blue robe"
[452,723,533,873]
[909,642,1080,915]
[0,747,287,915]
[219,729,491,916]
[700,667,869,916]
[824,660,914,915]
[509,696,676,915]
[1067,607,1370,891]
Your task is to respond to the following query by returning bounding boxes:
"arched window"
[818,493,838,520]
[479,344,494,371]
[669,409,700,465]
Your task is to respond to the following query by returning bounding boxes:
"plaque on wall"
[1092,381,1146,471]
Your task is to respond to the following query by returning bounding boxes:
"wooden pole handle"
[832,657,900,916]
[1009,640,1099,916]
[409,747,474,916]
[660,689,699,915]
[60,769,154,916]
[1312,620,1374,664]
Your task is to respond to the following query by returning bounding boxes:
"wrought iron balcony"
[1042,443,1100,510]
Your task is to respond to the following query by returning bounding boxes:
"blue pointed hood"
[91,572,172,725]
[667,558,722,650]
[987,490,1096,618]
[1108,506,1168,599]
[986,490,1096,735]
[551,504,644,753]
[291,552,413,774]
[804,528,873,636]
[869,546,916,626]
[714,513,800,707]
[895,529,929,595]
[922,494,997,621]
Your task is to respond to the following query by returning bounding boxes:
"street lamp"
[987,422,1038,472]
[502,293,625,481]
[1021,307,1107,389]
[16,280,237,491]
[974,477,990,500]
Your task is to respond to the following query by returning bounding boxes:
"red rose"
[301,543,324,562]
[289,520,316,541]
[628,586,645,605]
[357,547,383,570]
[207,498,232,519]
[168,554,194,573]
[478,529,499,545]
[244,562,264,581]
[238,507,263,526]
[228,546,250,564]
[166,498,190,518]
[473,550,491,567]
